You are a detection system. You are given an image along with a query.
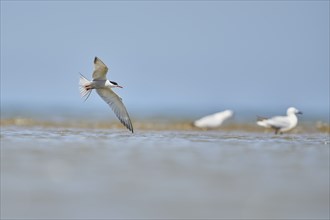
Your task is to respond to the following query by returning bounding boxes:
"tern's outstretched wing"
[96,88,133,133]
[92,57,108,80]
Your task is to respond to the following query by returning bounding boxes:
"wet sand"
[1,122,329,219]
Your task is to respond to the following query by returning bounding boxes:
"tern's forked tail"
[79,73,92,101]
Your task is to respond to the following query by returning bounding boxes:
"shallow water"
[1,124,329,219]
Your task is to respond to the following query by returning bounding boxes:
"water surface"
[1,119,329,219]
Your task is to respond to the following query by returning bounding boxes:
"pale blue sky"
[1,1,329,118]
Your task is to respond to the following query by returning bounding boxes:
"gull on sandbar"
[193,110,234,129]
[257,107,302,134]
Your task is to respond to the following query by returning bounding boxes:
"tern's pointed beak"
[297,111,303,115]
[117,85,123,88]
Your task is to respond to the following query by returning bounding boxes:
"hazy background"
[1,1,329,120]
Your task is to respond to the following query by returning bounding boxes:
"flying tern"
[79,56,133,133]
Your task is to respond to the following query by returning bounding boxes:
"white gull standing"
[79,57,133,133]
[193,110,234,129]
[257,107,302,134]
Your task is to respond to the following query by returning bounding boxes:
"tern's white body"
[257,107,302,134]
[194,110,234,129]
[79,57,133,133]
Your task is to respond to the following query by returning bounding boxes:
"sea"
[1,104,329,219]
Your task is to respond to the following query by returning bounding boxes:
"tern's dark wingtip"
[94,56,98,63]
[122,121,133,133]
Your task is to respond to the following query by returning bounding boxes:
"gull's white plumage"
[79,57,133,133]
[194,110,234,129]
[257,107,302,134]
